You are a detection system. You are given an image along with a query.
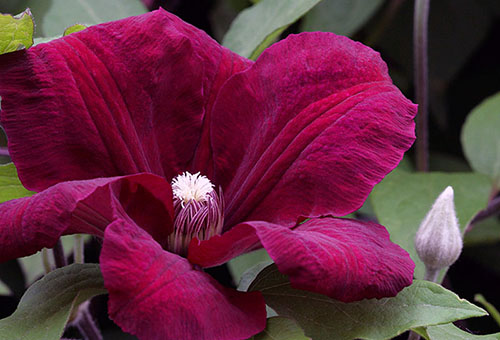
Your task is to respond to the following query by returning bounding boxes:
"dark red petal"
[101,219,266,340]
[244,218,414,302]
[0,174,173,262]
[0,9,250,192]
[211,33,417,227]
[188,223,261,268]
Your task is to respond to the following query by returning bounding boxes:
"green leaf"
[21,0,146,37]
[370,171,491,278]
[0,9,34,54]
[228,249,272,285]
[222,0,322,59]
[0,263,106,340]
[424,323,500,339]
[250,317,310,340]
[63,23,87,36]
[249,264,487,340]
[0,163,34,203]
[300,0,383,36]
[461,92,500,187]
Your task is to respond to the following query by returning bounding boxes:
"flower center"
[168,172,224,256]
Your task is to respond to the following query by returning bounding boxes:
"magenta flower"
[0,9,417,340]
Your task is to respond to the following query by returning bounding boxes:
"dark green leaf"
[250,317,310,340]
[228,249,272,286]
[424,323,500,339]
[0,263,106,340]
[300,0,383,36]
[461,92,500,187]
[222,0,322,59]
[20,0,146,37]
[249,264,486,340]
[0,9,34,54]
[371,171,491,278]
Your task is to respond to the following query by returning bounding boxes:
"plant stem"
[52,239,67,268]
[74,235,85,264]
[414,0,430,172]
[41,248,53,274]
[75,301,103,340]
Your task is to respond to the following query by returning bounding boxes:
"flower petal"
[242,218,414,302]
[0,9,250,192]
[0,173,173,262]
[101,219,266,340]
[211,33,417,227]
[188,223,261,268]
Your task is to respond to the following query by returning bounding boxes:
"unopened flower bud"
[415,186,463,272]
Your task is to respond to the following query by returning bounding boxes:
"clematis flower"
[0,9,417,340]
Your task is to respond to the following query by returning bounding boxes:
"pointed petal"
[228,218,414,302]
[0,9,250,192]
[0,174,173,262]
[101,219,266,340]
[211,33,416,227]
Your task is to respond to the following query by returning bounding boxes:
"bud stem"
[414,0,430,172]
[423,267,440,283]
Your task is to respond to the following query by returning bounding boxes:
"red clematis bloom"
[0,9,417,340]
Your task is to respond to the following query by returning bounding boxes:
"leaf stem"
[52,239,67,268]
[414,0,430,172]
[475,294,500,327]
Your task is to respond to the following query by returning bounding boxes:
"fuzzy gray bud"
[415,186,463,270]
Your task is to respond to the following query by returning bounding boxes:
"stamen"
[171,171,214,204]
[168,172,224,256]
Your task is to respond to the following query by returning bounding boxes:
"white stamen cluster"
[168,171,224,256]
[171,172,214,204]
